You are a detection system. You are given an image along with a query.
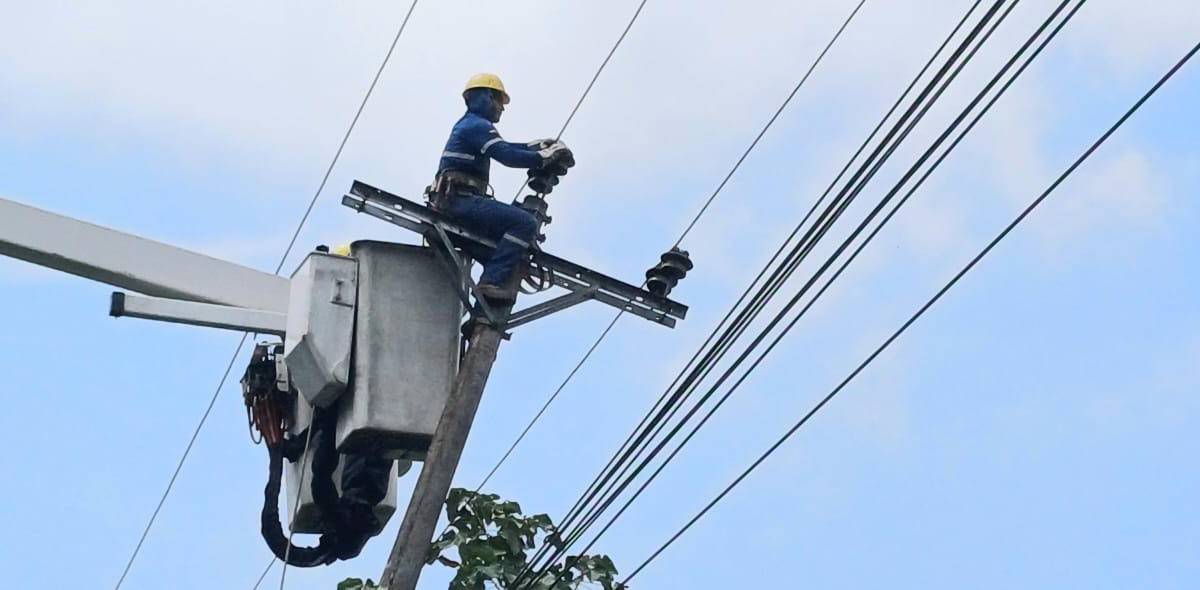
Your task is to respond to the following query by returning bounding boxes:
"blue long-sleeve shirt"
[437,92,542,184]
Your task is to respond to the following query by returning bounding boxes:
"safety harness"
[428,170,490,211]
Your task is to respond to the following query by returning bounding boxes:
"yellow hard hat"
[331,243,352,257]
[464,73,510,104]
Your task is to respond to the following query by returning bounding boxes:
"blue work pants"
[442,193,537,286]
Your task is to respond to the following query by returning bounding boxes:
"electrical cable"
[536,0,1014,567]
[112,333,249,590]
[475,0,664,490]
[541,0,1000,552]
[530,0,990,548]
[621,38,1200,583]
[511,2,1008,582]
[250,558,275,590]
[475,313,623,490]
[539,2,1081,576]
[594,0,1028,495]
[261,0,647,581]
[509,0,652,201]
[670,0,868,247]
[477,0,651,489]
[268,2,426,584]
[278,413,319,590]
[478,0,869,492]
[111,3,422,588]
[530,0,1099,580]
[514,2,1030,581]
[274,0,421,274]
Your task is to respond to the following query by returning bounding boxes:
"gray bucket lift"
[0,183,690,554]
[0,197,461,535]
[280,241,462,532]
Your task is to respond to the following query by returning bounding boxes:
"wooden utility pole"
[379,321,505,590]
[350,183,687,589]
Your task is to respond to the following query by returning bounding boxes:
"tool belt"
[429,170,489,210]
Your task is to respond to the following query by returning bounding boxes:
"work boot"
[477,282,517,304]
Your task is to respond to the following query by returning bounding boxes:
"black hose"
[259,410,388,567]
[261,443,339,567]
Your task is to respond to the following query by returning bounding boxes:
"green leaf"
[477,562,506,579]
[336,578,379,590]
[336,578,364,590]
[459,539,503,564]
[498,526,524,555]
[353,488,629,590]
[545,531,566,551]
[446,488,470,517]
[529,513,554,531]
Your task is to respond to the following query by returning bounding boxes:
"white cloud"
[1032,147,1170,258]
[840,339,917,451]
[977,81,1056,204]
[0,1,969,194]
[1066,0,1200,74]
[1,6,1197,586]
[2,1,1187,274]
[1082,334,1200,431]
[895,183,972,260]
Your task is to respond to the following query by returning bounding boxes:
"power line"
[621,38,1200,584]
[278,415,319,589]
[112,333,249,590]
[578,1,1026,513]
[272,3,427,587]
[274,0,421,274]
[262,0,646,580]
[670,0,868,247]
[525,0,1096,581]
[544,0,1001,553]
[549,0,1009,556]
[251,558,275,590]
[479,0,868,492]
[515,2,1025,581]
[535,0,990,550]
[554,0,649,141]
[509,0,652,200]
[475,314,622,490]
[476,0,662,489]
[541,2,1080,574]
[112,3,422,587]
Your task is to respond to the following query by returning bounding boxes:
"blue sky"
[1,1,1197,588]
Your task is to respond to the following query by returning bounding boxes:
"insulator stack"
[645,247,693,297]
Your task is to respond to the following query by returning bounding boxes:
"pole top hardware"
[341,181,688,330]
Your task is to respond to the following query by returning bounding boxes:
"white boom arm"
[0,197,288,313]
[110,292,287,335]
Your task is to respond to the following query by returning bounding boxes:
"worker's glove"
[537,141,574,169]
[536,140,569,159]
[526,138,557,149]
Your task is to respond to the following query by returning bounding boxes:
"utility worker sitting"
[431,73,571,304]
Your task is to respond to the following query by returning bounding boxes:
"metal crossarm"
[342,181,687,328]
[505,286,597,330]
[427,221,504,328]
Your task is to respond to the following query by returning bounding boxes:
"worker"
[432,73,571,303]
